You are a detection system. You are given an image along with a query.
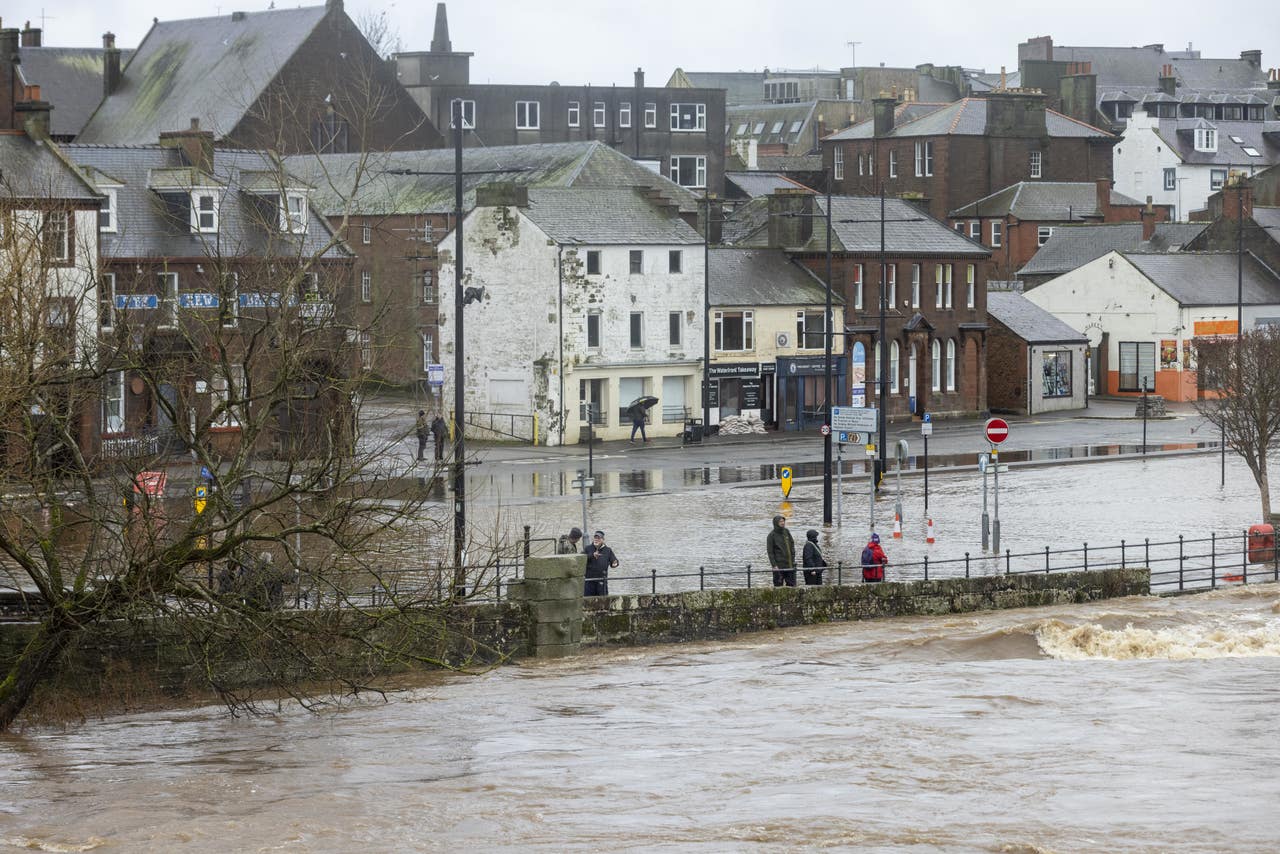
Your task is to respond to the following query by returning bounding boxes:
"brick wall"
[986,317,1029,412]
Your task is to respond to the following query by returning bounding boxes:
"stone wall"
[581,569,1149,646]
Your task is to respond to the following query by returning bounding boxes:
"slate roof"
[726,101,816,147]
[1047,45,1267,93]
[825,98,1113,140]
[725,171,815,198]
[756,154,824,172]
[17,47,133,138]
[949,182,1143,219]
[987,291,1087,343]
[64,143,346,259]
[1017,222,1207,277]
[667,70,765,105]
[1124,251,1280,305]
[77,5,331,145]
[709,248,840,307]
[0,133,101,201]
[520,188,702,246]
[1253,207,1280,243]
[1152,118,1280,166]
[285,141,700,217]
[968,71,1023,92]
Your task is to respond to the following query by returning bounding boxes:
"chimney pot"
[20,21,39,47]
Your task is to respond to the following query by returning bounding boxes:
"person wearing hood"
[802,529,826,586]
[861,532,888,583]
[766,515,797,587]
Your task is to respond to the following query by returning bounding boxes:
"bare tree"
[1194,326,1280,521]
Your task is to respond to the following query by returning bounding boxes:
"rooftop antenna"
[39,7,56,29]
[846,40,862,68]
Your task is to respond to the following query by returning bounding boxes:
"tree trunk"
[1258,454,1272,522]
[0,610,80,731]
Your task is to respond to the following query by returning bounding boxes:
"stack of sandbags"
[717,414,767,435]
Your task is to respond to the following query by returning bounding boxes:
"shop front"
[775,355,849,431]
[705,363,764,425]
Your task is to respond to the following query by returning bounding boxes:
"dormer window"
[99,188,118,233]
[191,191,218,233]
[280,192,307,234]
[1194,127,1217,152]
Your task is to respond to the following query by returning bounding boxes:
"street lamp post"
[823,186,834,526]
[878,185,889,489]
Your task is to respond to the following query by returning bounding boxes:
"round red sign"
[984,417,1010,444]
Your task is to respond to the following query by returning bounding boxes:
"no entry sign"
[984,417,1009,445]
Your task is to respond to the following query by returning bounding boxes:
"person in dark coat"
[861,532,888,583]
[766,515,797,587]
[627,403,648,444]
[802,529,826,586]
[557,527,584,554]
[430,415,448,461]
[583,530,618,596]
[414,410,430,461]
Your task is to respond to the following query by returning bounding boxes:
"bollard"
[746,563,752,588]
[923,556,929,581]
[1005,549,1011,575]
[964,552,970,578]
[837,560,843,586]
[700,566,705,591]
[1121,539,1126,570]
[1045,545,1050,573]
[651,568,657,594]
[1083,542,1088,572]
[523,525,531,558]
[926,517,935,544]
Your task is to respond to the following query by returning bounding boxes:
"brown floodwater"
[3,584,1280,852]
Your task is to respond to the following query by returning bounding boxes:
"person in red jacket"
[861,532,888,583]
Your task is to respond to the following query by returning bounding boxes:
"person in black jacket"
[766,515,797,587]
[583,530,618,596]
[802,529,826,586]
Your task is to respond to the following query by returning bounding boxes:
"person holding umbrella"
[627,396,658,444]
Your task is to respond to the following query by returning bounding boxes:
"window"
[220,272,239,328]
[103,371,125,434]
[991,221,1003,247]
[834,147,844,180]
[450,100,476,129]
[644,103,657,128]
[586,310,602,349]
[100,273,116,330]
[516,100,540,129]
[1118,341,1156,392]
[281,193,307,234]
[629,250,643,275]
[421,270,435,303]
[753,122,765,135]
[771,121,784,134]
[158,272,178,327]
[99,188,117,232]
[857,154,865,176]
[955,222,966,232]
[867,151,873,176]
[669,311,682,346]
[43,211,70,262]
[797,310,826,349]
[361,224,371,244]
[944,264,953,309]
[670,102,707,131]
[1163,168,1176,191]
[790,120,803,134]
[567,101,580,127]
[1243,146,1262,157]
[421,333,433,371]
[934,264,944,308]
[1037,226,1055,247]
[714,310,754,351]
[886,264,897,308]
[735,122,748,136]
[911,264,921,308]
[670,156,707,188]
[1043,350,1072,397]
[914,141,933,176]
[211,364,245,428]
[360,331,373,371]
[852,263,864,311]
[889,341,900,393]
[931,340,941,391]
[1210,169,1227,191]
[889,149,897,178]
[669,250,682,273]
[593,101,607,128]
[1194,127,1217,152]
[629,311,644,348]
[619,102,631,127]
[361,270,372,302]
[586,250,601,274]
[946,339,957,390]
[969,221,980,240]
[1030,150,1043,178]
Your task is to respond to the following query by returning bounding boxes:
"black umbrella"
[629,396,660,410]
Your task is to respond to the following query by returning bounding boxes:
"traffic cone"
[893,512,902,538]
[926,517,935,544]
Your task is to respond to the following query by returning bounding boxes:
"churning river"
[4,585,1280,852]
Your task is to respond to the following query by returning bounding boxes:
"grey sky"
[8,0,1278,88]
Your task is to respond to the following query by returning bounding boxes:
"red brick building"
[823,92,1116,223]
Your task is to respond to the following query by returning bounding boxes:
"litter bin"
[1247,523,1274,564]
[682,418,703,445]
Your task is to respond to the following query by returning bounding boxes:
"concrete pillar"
[508,554,585,658]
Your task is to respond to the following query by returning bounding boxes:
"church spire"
[430,3,451,53]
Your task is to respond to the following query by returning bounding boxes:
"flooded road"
[4,585,1280,851]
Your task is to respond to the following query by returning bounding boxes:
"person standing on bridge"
[767,515,797,587]
[415,410,430,461]
[861,533,888,583]
[584,531,618,596]
[802,529,826,586]
[430,414,448,461]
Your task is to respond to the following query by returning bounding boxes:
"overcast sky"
[8,0,1278,87]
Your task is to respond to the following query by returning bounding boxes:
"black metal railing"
[465,411,536,442]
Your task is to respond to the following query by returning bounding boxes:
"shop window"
[1042,350,1072,397]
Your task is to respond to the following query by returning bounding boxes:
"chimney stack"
[1158,64,1177,97]
[1268,68,1280,92]
[1095,178,1112,219]
[159,117,216,175]
[872,93,896,137]
[634,67,644,91]
[1222,173,1254,222]
[20,20,40,47]
[1240,49,1262,68]
[1140,196,1157,240]
[16,84,52,139]
[103,32,122,97]
[767,189,815,249]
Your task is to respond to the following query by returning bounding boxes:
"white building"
[1023,250,1280,402]
[438,185,705,445]
[1114,112,1280,219]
